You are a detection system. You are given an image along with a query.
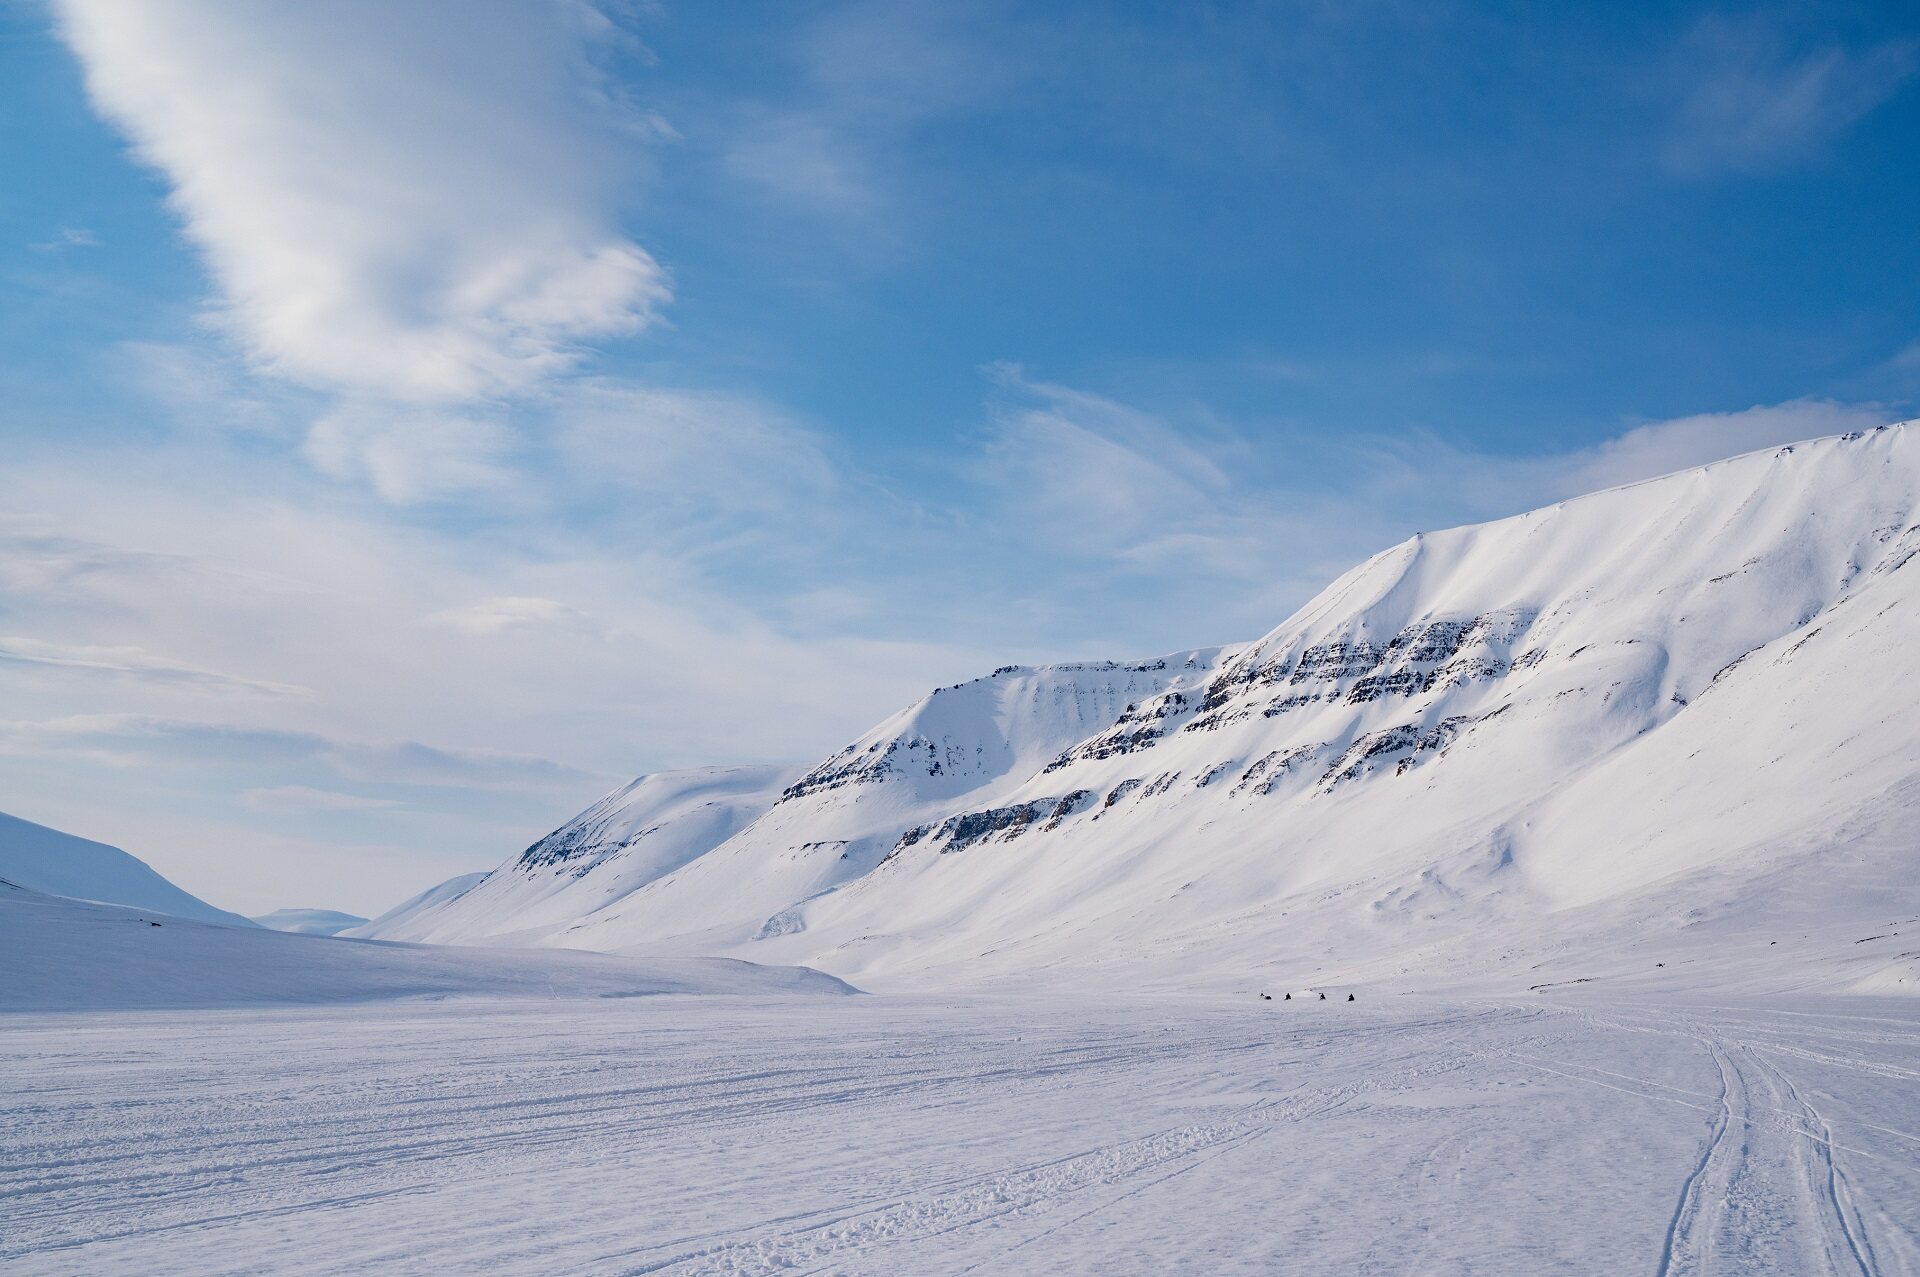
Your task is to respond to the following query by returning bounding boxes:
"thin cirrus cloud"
[303,405,520,505]
[1548,399,1894,494]
[0,636,310,698]
[29,226,102,252]
[425,596,585,637]
[1662,13,1919,177]
[555,383,843,522]
[0,713,598,794]
[977,371,1237,559]
[720,1,1003,221]
[237,786,403,815]
[53,0,668,405]
[972,379,1897,621]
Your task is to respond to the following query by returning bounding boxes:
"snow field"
[3,994,1915,1274]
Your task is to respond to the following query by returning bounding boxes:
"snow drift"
[361,424,1920,995]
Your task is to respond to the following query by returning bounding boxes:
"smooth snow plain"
[6,990,1918,1275]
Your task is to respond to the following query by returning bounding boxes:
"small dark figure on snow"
[1318,992,1326,1000]
[1347,994,1355,1002]
[1260,993,1271,1000]
[1283,993,1292,1001]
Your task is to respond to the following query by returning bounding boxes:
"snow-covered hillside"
[346,871,488,940]
[361,424,1920,996]
[360,657,1226,951]
[343,766,801,944]
[0,810,254,927]
[252,908,368,936]
[0,881,853,1011]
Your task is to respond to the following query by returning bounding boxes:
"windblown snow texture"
[7,993,1918,1274]
[361,424,1920,996]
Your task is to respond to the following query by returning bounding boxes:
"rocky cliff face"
[362,424,1920,997]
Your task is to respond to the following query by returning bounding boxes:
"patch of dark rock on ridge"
[1140,771,1181,798]
[1045,691,1195,772]
[887,791,1098,859]
[1095,779,1144,816]
[1185,610,1534,731]
[519,817,662,873]
[1320,706,1512,790]
[1042,790,1095,830]
[781,734,990,801]
[1194,760,1237,788]
[1231,746,1319,797]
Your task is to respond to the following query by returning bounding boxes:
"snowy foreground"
[6,993,1918,1275]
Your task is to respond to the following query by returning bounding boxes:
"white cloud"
[966,374,1388,640]
[303,405,518,505]
[719,2,1002,221]
[55,0,669,403]
[1551,400,1891,494]
[557,382,842,523]
[725,113,877,215]
[426,596,584,637]
[0,636,309,697]
[978,370,1233,553]
[1663,15,1918,178]
[0,713,599,794]
[116,341,298,439]
[29,226,101,252]
[0,430,988,908]
[968,379,1906,644]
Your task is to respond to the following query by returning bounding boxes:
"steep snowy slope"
[366,655,1227,950]
[365,425,1920,995]
[345,872,487,940]
[0,810,254,927]
[350,766,798,944]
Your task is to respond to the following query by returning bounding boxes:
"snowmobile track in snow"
[4,996,1917,1275]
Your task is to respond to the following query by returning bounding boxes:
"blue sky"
[2,0,1917,914]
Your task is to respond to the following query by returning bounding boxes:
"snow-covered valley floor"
[5,994,1918,1275]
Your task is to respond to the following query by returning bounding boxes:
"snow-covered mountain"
[0,810,255,927]
[354,657,1225,949]
[343,767,800,944]
[344,871,489,941]
[252,908,368,936]
[360,424,1920,996]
